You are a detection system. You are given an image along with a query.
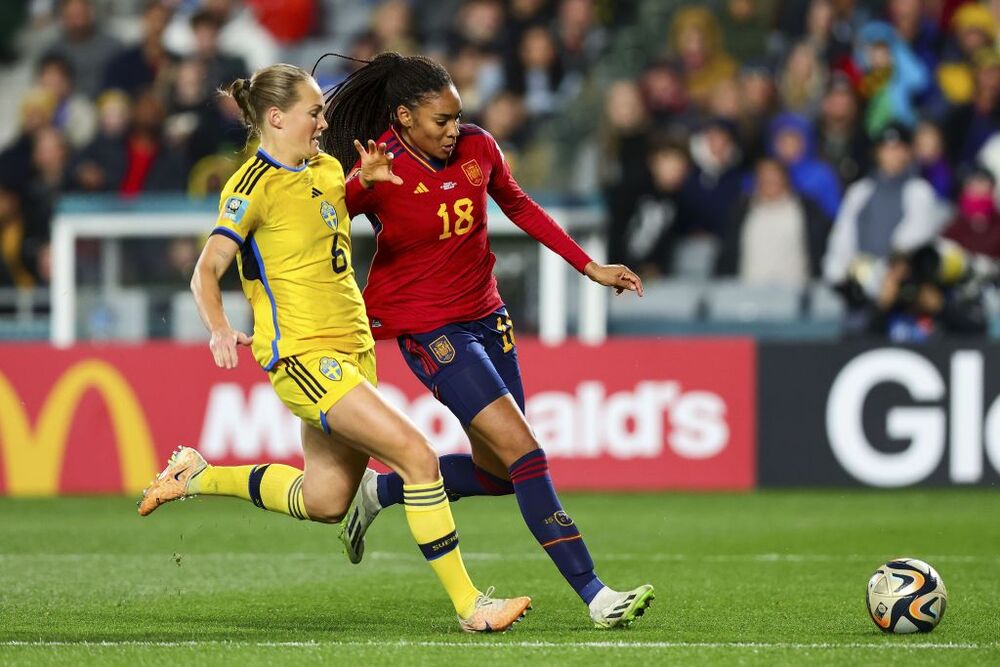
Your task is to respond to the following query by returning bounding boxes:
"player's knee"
[397,438,441,484]
[516,431,541,454]
[302,491,349,524]
[306,505,348,524]
[495,430,540,466]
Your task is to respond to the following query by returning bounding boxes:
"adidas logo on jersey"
[311,187,323,198]
[413,182,430,194]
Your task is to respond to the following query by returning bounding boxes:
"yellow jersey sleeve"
[210,160,269,246]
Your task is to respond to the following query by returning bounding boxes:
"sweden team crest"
[461,159,483,186]
[320,201,339,229]
[319,357,343,381]
[429,335,456,364]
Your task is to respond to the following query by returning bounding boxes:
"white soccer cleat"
[589,584,655,629]
[340,468,382,564]
[458,587,532,633]
[137,446,208,516]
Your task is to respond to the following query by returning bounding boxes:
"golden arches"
[0,359,159,495]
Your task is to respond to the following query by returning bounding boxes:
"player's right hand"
[354,139,404,189]
[209,327,252,369]
[584,261,644,297]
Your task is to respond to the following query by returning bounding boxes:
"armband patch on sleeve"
[222,195,250,224]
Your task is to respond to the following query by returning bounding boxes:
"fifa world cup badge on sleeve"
[223,196,249,224]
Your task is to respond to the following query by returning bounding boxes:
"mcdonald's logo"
[0,359,159,495]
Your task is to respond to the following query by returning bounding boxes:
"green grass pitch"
[1,490,998,665]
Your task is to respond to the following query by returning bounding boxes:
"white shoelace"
[476,586,497,607]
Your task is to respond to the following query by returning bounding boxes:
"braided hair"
[319,52,453,171]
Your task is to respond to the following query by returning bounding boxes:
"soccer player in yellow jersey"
[137,63,530,633]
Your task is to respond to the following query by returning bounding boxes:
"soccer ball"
[866,558,948,633]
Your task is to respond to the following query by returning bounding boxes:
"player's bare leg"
[465,396,536,471]
[466,429,509,481]
[468,395,655,628]
[326,381,531,632]
[323,382,440,483]
[299,421,369,523]
[138,427,365,522]
[344,429,508,564]
[300,421,388,563]
[298,378,448,564]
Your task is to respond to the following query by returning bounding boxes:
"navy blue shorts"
[397,306,524,427]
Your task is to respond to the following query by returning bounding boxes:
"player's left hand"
[584,262,644,297]
[354,139,404,189]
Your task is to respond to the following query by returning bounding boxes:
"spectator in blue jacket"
[853,20,929,135]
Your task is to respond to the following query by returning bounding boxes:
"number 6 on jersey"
[331,233,348,273]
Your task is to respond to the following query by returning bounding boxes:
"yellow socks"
[189,469,479,614]
[187,468,479,616]
[403,477,480,618]
[188,464,309,520]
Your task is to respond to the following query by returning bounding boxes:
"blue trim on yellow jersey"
[249,237,281,370]
[210,226,245,246]
[256,147,307,172]
[319,410,331,434]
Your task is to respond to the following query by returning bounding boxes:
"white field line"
[0,552,996,565]
[0,640,996,651]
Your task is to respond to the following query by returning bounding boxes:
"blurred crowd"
[0,0,619,289]
[1,0,1000,340]
[602,0,1000,339]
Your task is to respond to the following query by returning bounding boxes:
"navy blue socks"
[508,449,604,603]
[376,453,513,506]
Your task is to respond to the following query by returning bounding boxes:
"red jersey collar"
[390,127,450,173]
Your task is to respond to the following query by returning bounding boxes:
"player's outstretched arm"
[191,234,253,369]
[354,139,404,189]
[583,261,644,297]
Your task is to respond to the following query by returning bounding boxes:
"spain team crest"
[320,201,339,229]
[429,335,456,364]
[319,357,343,381]
[461,159,484,186]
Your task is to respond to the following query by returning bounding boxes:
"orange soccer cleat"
[137,446,208,517]
[458,587,532,633]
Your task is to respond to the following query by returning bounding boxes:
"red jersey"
[345,124,592,339]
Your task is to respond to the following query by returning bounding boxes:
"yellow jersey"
[211,148,373,370]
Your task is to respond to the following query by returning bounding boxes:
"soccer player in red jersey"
[321,52,654,628]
